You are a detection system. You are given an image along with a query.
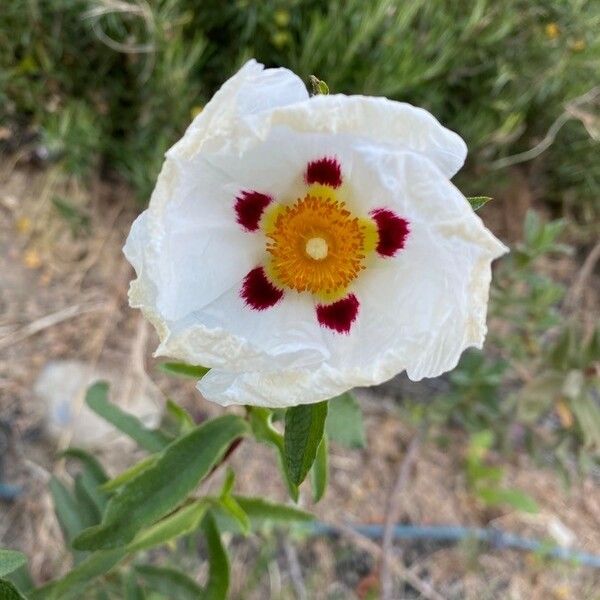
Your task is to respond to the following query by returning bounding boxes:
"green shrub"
[1,0,598,213]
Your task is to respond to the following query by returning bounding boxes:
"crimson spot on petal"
[370,208,410,257]
[316,294,359,334]
[305,157,342,188]
[241,267,284,310]
[235,191,273,231]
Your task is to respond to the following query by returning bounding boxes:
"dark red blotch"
[316,294,359,334]
[370,208,410,257]
[235,191,273,231]
[241,267,284,310]
[305,157,342,188]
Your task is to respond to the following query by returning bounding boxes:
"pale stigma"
[305,237,328,260]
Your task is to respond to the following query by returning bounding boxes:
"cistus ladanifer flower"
[124,60,508,408]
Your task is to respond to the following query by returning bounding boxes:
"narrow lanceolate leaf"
[123,573,146,600]
[466,196,492,211]
[218,495,250,535]
[203,513,229,600]
[0,578,26,600]
[248,407,299,501]
[164,399,196,434]
[73,415,249,550]
[284,402,328,486]
[28,549,125,600]
[326,392,366,448]
[217,468,249,534]
[100,456,158,493]
[49,477,86,543]
[134,565,203,600]
[310,435,328,503]
[62,449,109,514]
[234,497,314,525]
[60,449,108,487]
[126,500,210,553]
[0,550,27,577]
[220,468,236,499]
[158,362,210,379]
[85,382,170,453]
[73,475,102,527]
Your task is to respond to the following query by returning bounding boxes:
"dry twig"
[380,434,422,600]
[490,86,600,170]
[564,240,600,311]
[0,302,105,351]
[283,539,307,600]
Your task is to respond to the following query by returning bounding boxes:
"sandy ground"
[1,160,599,599]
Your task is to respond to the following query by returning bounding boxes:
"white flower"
[124,60,508,408]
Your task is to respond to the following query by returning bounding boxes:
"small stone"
[35,360,161,449]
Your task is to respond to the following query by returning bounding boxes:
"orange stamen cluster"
[264,190,372,300]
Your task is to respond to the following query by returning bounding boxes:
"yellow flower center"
[262,185,377,301]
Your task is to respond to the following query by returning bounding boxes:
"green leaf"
[158,362,210,379]
[51,196,90,235]
[61,448,108,526]
[570,390,600,450]
[310,435,328,502]
[29,550,125,600]
[309,75,329,95]
[164,400,195,435]
[234,497,314,525]
[81,471,109,515]
[219,468,236,499]
[203,513,229,600]
[248,407,299,501]
[60,449,109,512]
[0,578,26,600]
[49,477,86,543]
[85,382,170,453]
[126,500,209,554]
[100,456,158,493]
[73,415,249,550]
[218,496,250,535]
[467,196,492,211]
[123,573,146,600]
[284,401,328,486]
[548,326,576,370]
[4,566,32,597]
[326,393,366,448]
[584,325,600,364]
[478,488,539,513]
[73,475,102,527]
[60,449,108,486]
[0,550,27,577]
[217,469,250,534]
[134,565,202,600]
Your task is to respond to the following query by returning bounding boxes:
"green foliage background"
[1,0,599,223]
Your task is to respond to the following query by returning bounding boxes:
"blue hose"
[308,522,600,568]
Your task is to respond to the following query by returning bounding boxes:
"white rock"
[548,516,576,548]
[36,360,161,449]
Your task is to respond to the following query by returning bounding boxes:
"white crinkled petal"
[249,94,467,178]
[169,59,309,160]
